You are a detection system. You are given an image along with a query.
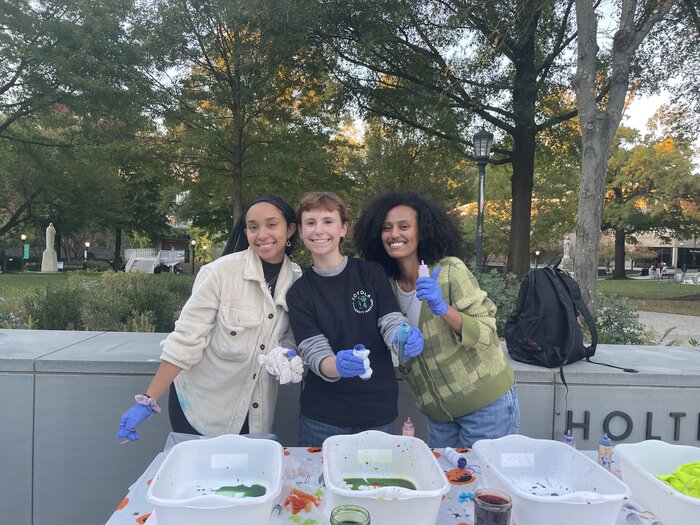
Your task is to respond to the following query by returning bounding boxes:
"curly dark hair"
[354,191,464,278]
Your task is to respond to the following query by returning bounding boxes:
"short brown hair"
[296,191,351,226]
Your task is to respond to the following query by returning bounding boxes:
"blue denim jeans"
[427,384,520,448]
[298,414,396,447]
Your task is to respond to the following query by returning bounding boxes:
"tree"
[603,128,700,277]
[316,0,584,275]
[572,0,679,307]
[138,0,342,233]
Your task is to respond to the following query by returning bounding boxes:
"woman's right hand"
[335,349,366,378]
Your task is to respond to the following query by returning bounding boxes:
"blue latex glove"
[404,327,424,357]
[335,349,367,378]
[416,267,448,316]
[117,403,154,442]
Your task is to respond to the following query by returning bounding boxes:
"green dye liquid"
[342,477,416,490]
[214,484,267,497]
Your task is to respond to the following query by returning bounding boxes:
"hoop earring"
[286,239,292,247]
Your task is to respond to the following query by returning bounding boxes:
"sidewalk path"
[637,311,700,346]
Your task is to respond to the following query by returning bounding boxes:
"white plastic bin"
[615,440,700,525]
[322,431,450,525]
[472,435,630,525]
[146,434,283,525]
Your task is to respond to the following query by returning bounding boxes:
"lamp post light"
[84,241,90,269]
[473,127,494,273]
[535,250,540,269]
[190,239,196,274]
[202,244,208,265]
[20,234,27,272]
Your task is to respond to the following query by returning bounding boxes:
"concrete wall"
[1,329,699,525]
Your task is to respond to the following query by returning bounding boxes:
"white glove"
[258,347,304,385]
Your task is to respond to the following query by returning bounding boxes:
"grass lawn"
[0,271,73,299]
[597,278,700,316]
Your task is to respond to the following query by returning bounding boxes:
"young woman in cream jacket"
[117,195,302,440]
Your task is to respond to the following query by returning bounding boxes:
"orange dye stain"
[284,448,291,456]
[454,447,470,453]
[445,468,476,485]
[135,513,151,524]
[146,479,153,485]
[306,447,322,453]
[284,488,322,514]
[432,450,442,459]
[115,497,129,511]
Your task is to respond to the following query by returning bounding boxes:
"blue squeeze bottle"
[562,429,576,448]
[396,321,411,365]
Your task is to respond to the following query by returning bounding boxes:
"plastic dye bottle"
[353,344,372,380]
[598,433,613,471]
[402,417,415,437]
[562,429,576,448]
[443,447,467,469]
[396,321,411,365]
[418,260,430,278]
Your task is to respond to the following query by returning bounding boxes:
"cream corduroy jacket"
[160,248,301,436]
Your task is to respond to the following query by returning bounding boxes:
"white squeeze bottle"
[598,433,613,471]
[418,260,430,278]
[353,344,372,380]
[402,417,415,437]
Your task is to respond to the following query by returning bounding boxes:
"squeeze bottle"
[418,260,430,278]
[443,447,467,469]
[598,433,613,470]
[562,429,576,448]
[396,321,411,365]
[353,344,372,380]
[402,417,415,437]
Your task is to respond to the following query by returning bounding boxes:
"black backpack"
[504,262,637,376]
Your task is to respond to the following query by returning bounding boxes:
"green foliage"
[473,267,520,336]
[21,271,194,332]
[595,293,656,345]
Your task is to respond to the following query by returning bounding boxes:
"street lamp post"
[84,241,90,269]
[20,234,27,272]
[473,127,494,273]
[535,250,540,269]
[190,239,196,274]
[202,244,207,265]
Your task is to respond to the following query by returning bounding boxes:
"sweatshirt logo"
[352,290,374,314]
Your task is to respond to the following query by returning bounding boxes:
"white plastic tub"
[146,434,283,525]
[472,435,630,525]
[615,440,700,525]
[322,431,450,525]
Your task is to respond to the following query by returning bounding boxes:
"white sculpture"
[563,235,571,259]
[41,223,59,272]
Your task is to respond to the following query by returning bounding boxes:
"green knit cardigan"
[394,257,514,422]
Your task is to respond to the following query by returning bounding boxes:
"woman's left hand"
[416,267,448,316]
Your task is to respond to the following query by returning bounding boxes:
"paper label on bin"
[357,449,393,464]
[500,453,535,467]
[211,453,249,470]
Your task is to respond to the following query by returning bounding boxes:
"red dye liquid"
[474,493,511,525]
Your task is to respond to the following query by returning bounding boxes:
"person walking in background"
[354,190,519,448]
[286,191,424,446]
[117,195,302,441]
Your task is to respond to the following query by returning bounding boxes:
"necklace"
[265,274,279,294]
[397,281,417,316]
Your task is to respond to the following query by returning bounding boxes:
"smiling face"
[245,202,296,264]
[381,205,420,262]
[299,207,348,265]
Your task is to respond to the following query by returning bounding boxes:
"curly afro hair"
[354,191,464,279]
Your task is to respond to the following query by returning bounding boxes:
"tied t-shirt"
[287,257,399,427]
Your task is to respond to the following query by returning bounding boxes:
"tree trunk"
[230,31,244,230]
[55,232,62,261]
[614,228,626,278]
[506,26,538,277]
[571,0,676,309]
[113,227,122,270]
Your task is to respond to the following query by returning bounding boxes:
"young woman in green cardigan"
[354,190,520,448]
